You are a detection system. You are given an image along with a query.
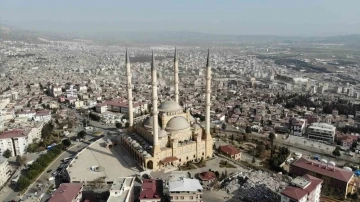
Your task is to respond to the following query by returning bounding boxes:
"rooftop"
[107,177,135,202]
[66,137,139,182]
[139,179,163,200]
[281,174,323,201]
[291,157,353,182]
[219,145,241,155]
[169,178,203,192]
[48,183,82,202]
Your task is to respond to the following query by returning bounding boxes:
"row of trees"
[268,146,290,173]
[17,145,62,191]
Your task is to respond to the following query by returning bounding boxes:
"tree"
[221,123,227,131]
[268,132,276,157]
[214,171,220,179]
[77,130,87,139]
[125,122,130,128]
[242,134,247,142]
[230,134,234,141]
[16,155,27,166]
[62,139,71,147]
[252,157,256,164]
[255,145,265,158]
[332,147,341,157]
[115,122,122,129]
[245,126,252,134]
[17,176,31,191]
[3,149,11,158]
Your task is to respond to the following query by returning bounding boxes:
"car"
[47,169,52,173]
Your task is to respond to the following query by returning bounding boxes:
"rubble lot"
[223,170,291,202]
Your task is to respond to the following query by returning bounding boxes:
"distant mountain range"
[1,23,360,46]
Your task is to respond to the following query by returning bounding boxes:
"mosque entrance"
[147,160,153,169]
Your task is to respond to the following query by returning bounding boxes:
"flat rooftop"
[107,177,135,202]
[67,137,139,182]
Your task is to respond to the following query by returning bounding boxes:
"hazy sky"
[0,0,359,36]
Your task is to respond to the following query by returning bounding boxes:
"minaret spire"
[174,47,179,104]
[205,49,213,158]
[126,48,134,128]
[151,51,160,153]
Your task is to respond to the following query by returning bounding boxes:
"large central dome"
[166,116,190,131]
[158,100,183,113]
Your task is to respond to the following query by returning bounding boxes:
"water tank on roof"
[328,161,336,167]
[343,167,352,171]
[320,159,328,164]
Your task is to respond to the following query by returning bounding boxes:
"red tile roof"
[48,183,82,202]
[160,156,178,164]
[0,129,28,139]
[139,179,162,200]
[281,174,322,201]
[291,158,353,183]
[199,171,216,181]
[219,145,241,155]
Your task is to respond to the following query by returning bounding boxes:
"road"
[207,122,360,165]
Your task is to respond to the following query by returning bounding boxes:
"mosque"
[119,49,213,171]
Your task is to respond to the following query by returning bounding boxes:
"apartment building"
[107,177,135,202]
[169,178,203,202]
[48,183,83,202]
[290,158,356,199]
[0,157,11,187]
[292,119,306,136]
[0,129,29,157]
[281,174,322,202]
[307,123,336,143]
[34,110,51,122]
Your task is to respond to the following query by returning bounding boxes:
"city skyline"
[1,0,360,36]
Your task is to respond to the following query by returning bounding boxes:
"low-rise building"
[280,174,322,202]
[34,110,52,122]
[0,157,11,187]
[169,178,203,202]
[218,145,241,160]
[139,179,162,202]
[290,157,356,199]
[307,123,336,143]
[107,177,135,202]
[48,183,83,202]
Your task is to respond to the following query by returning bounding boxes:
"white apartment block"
[0,129,29,157]
[281,175,322,202]
[307,123,336,143]
[0,157,11,187]
[16,110,36,120]
[169,178,203,202]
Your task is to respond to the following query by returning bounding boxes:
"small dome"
[158,129,168,138]
[192,123,202,129]
[166,116,190,131]
[158,100,183,112]
[144,116,158,129]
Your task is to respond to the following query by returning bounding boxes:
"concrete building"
[292,119,306,136]
[139,179,162,202]
[169,178,203,202]
[119,50,213,171]
[51,86,63,97]
[0,157,11,187]
[307,123,336,143]
[0,129,29,157]
[107,177,135,202]
[290,158,356,199]
[280,174,322,202]
[34,110,52,122]
[48,183,83,202]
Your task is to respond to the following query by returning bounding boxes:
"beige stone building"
[119,49,213,170]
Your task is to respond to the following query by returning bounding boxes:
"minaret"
[151,51,160,154]
[174,48,179,104]
[205,49,213,158]
[126,49,134,128]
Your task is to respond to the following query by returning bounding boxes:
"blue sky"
[0,0,359,36]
